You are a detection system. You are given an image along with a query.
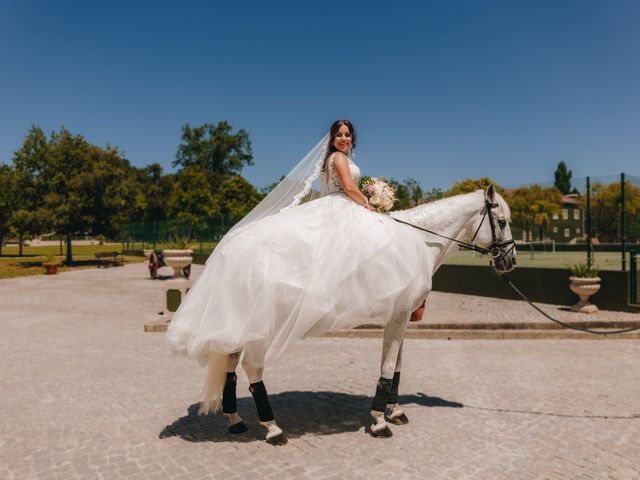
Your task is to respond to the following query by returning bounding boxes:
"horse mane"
[398,189,511,222]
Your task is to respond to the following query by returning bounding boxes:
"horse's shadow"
[159,391,463,443]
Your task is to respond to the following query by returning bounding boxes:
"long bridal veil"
[217,132,330,247]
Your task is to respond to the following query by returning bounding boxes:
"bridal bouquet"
[359,176,396,212]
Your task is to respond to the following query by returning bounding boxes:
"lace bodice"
[321,152,361,194]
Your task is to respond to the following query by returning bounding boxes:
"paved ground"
[1,264,639,480]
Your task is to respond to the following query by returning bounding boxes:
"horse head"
[467,184,517,273]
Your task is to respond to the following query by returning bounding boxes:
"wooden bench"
[95,251,124,268]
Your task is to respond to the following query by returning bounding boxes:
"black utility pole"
[586,176,592,269]
[621,173,626,272]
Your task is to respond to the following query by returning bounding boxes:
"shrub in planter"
[43,255,59,275]
[568,263,600,313]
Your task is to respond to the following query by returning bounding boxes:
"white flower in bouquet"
[360,177,396,213]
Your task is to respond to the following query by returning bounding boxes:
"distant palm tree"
[530,201,559,241]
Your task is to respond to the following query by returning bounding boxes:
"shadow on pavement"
[159,390,463,443]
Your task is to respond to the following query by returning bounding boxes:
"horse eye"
[498,219,507,229]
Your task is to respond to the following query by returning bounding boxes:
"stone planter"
[569,276,601,313]
[162,249,193,279]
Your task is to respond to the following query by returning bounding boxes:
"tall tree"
[13,126,137,263]
[216,175,263,224]
[0,165,16,255]
[133,163,174,223]
[554,161,572,194]
[167,166,220,240]
[11,126,50,255]
[404,177,424,207]
[173,121,253,179]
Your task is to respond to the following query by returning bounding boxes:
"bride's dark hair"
[323,119,357,171]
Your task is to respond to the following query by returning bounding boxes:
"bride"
[166,120,431,366]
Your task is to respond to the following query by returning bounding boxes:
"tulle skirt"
[166,193,432,365]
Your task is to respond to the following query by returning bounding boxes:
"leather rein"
[393,198,516,263]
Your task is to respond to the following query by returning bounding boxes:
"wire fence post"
[586,176,592,269]
[621,172,626,271]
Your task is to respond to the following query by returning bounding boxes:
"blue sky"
[1,0,638,192]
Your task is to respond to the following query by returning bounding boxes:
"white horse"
[198,185,516,444]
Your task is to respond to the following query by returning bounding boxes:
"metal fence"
[122,173,640,272]
[121,217,230,253]
[502,173,640,272]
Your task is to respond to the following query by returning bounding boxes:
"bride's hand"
[366,203,376,212]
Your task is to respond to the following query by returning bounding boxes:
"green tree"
[9,209,42,256]
[387,178,411,211]
[13,126,138,263]
[554,161,572,194]
[130,164,176,224]
[404,177,424,207]
[85,145,139,239]
[216,175,263,224]
[445,177,500,196]
[423,187,443,203]
[173,121,253,178]
[167,166,220,239]
[0,165,16,255]
[11,126,50,255]
[502,184,563,241]
[591,181,640,242]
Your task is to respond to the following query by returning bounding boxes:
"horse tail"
[198,351,228,415]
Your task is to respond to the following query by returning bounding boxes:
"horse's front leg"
[370,312,409,437]
[242,346,287,445]
[385,342,409,425]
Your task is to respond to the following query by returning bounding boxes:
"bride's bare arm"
[333,153,376,211]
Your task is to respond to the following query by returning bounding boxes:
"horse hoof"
[370,425,393,438]
[228,422,248,434]
[266,433,288,446]
[388,413,409,425]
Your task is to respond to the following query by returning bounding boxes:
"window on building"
[564,228,570,238]
[562,209,568,220]
[576,228,581,234]
[552,212,559,220]
[573,209,580,220]
[553,226,558,233]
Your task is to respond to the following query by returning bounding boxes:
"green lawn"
[0,244,146,279]
[444,249,628,271]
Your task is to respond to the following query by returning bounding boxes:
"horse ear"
[486,183,496,202]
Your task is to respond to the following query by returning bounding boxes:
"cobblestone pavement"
[1,264,639,480]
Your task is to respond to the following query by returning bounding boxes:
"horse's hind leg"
[242,346,287,445]
[223,352,248,434]
[386,342,409,425]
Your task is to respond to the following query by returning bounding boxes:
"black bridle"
[393,198,516,264]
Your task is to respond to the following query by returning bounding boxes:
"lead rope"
[393,217,640,336]
[499,274,640,335]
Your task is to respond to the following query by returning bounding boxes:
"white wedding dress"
[166,153,432,365]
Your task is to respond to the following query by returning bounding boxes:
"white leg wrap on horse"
[387,403,405,419]
[261,420,283,440]
[224,412,243,426]
[370,410,389,434]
